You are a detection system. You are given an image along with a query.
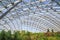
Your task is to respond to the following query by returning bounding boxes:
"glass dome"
[0,0,60,32]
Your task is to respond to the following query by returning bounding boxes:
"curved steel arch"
[27,14,59,30]
[2,11,60,31]
[0,0,60,32]
[20,14,59,31]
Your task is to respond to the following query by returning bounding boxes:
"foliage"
[0,30,60,40]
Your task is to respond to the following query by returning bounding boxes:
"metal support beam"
[0,0,22,19]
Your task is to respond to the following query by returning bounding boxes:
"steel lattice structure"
[0,0,60,32]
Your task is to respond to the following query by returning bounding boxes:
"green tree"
[6,30,12,40]
[55,32,60,37]
[47,29,50,32]
[26,32,31,40]
[13,31,22,40]
[0,30,7,40]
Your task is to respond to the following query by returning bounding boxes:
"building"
[0,0,60,32]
